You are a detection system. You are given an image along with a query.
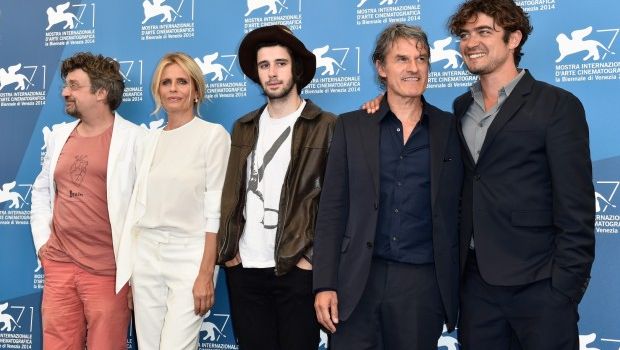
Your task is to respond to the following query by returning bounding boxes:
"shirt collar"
[470,68,525,98]
[469,69,526,110]
[379,94,429,124]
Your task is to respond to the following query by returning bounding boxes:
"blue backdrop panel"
[1,0,618,349]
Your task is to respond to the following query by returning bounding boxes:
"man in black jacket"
[313,23,463,350]
[449,0,595,348]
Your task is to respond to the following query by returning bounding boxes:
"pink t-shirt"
[41,124,115,276]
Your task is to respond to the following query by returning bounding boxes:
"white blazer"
[114,128,160,292]
[30,114,145,291]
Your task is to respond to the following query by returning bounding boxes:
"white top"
[138,117,230,236]
[239,100,306,268]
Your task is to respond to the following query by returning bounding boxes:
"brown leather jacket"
[217,100,336,275]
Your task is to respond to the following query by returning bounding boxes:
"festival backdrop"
[1,0,619,349]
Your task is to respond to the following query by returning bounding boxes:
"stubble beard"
[263,78,296,101]
[65,102,82,119]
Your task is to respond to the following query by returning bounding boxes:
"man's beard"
[65,101,82,119]
[262,78,296,100]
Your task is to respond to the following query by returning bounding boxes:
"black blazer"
[453,70,595,303]
[313,98,463,330]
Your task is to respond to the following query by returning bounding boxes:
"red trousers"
[41,258,130,350]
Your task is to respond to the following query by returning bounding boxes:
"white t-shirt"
[138,117,230,236]
[239,100,306,267]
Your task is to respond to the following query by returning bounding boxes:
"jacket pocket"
[511,210,552,227]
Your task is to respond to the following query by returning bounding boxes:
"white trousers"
[132,229,205,350]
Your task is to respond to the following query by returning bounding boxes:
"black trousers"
[225,265,319,350]
[331,258,445,350]
[459,250,579,350]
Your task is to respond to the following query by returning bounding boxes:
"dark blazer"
[313,98,463,330]
[453,70,595,303]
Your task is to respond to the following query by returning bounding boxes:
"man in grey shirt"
[450,0,594,349]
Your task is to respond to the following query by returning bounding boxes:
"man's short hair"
[61,52,125,111]
[448,0,533,65]
[372,23,430,88]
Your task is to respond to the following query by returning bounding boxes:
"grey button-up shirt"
[461,69,526,163]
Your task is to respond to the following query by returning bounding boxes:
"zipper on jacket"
[273,117,303,275]
[218,126,254,261]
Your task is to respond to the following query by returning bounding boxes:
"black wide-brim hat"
[238,25,316,90]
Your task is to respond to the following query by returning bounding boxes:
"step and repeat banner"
[1,0,619,349]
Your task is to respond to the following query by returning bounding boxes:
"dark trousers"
[459,251,579,350]
[225,265,319,350]
[331,258,445,350]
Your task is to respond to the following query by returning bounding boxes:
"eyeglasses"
[61,81,91,91]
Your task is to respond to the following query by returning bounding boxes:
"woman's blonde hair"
[151,52,206,116]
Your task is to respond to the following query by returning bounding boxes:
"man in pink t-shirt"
[30,52,144,350]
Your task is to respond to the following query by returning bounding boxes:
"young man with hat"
[216,25,335,350]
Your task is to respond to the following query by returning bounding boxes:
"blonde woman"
[117,52,230,349]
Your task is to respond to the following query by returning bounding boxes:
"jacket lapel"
[135,129,162,211]
[478,71,534,161]
[358,101,386,199]
[106,113,126,193]
[454,94,476,167]
[428,109,450,208]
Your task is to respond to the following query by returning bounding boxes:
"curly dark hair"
[61,52,125,110]
[447,0,533,65]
